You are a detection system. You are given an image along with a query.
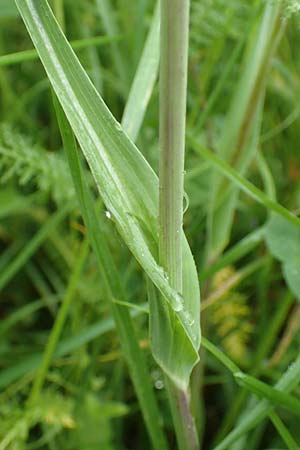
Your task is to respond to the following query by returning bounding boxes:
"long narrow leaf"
[235,372,300,415]
[121,2,160,141]
[15,0,200,389]
[189,137,300,228]
[0,35,117,67]
[213,355,300,450]
[55,99,168,450]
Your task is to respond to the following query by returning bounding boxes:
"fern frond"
[0,390,75,448]
[0,124,74,205]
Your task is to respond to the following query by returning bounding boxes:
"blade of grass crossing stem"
[121,1,160,142]
[15,0,200,391]
[189,138,300,228]
[234,372,300,415]
[206,2,284,261]
[158,1,200,449]
[0,36,118,67]
[201,338,300,448]
[28,237,89,405]
[54,99,168,450]
[212,354,300,450]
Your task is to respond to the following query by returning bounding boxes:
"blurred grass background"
[0,1,300,449]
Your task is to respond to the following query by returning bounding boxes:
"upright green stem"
[159,1,199,449]
[159,0,189,285]
[166,380,200,450]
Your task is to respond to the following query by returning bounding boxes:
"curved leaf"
[15,0,201,389]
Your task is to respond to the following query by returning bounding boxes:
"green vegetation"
[0,0,300,449]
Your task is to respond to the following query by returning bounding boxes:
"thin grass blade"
[212,355,300,450]
[121,2,160,141]
[234,372,300,415]
[189,138,300,228]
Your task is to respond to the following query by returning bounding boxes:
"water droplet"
[182,310,194,327]
[157,265,170,282]
[114,122,123,132]
[180,309,197,342]
[105,210,112,219]
[155,380,164,390]
[173,293,184,312]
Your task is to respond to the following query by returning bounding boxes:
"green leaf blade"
[235,372,300,415]
[16,0,201,389]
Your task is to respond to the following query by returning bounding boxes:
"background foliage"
[0,0,300,449]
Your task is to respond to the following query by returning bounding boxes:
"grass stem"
[159,0,189,285]
[159,1,199,449]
